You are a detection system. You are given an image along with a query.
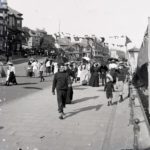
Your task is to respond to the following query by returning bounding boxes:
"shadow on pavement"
[18,82,37,85]
[144,147,150,150]
[16,75,28,77]
[97,89,105,92]
[73,96,99,104]
[64,104,103,119]
[23,87,43,90]
[73,87,87,91]
[112,101,118,105]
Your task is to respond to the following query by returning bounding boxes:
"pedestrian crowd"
[52,58,130,119]
[0,57,130,120]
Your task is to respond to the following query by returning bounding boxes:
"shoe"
[59,114,63,120]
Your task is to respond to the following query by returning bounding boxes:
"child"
[104,74,114,106]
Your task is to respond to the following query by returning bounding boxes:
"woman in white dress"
[32,60,38,77]
[80,65,89,85]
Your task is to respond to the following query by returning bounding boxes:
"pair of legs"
[117,81,124,102]
[107,98,113,106]
[39,71,45,82]
[106,91,113,106]
[57,90,67,119]
[101,74,106,86]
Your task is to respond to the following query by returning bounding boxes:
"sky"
[7,0,150,48]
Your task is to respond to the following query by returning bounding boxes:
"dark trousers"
[57,90,67,113]
[66,87,73,104]
[40,71,44,81]
[101,74,106,86]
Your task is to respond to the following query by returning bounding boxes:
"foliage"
[40,34,55,50]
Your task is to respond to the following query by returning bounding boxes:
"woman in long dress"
[5,63,17,85]
[80,64,89,85]
[89,63,100,87]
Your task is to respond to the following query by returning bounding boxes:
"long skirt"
[89,74,99,87]
[8,72,17,84]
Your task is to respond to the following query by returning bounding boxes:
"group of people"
[26,58,57,82]
[52,59,130,119]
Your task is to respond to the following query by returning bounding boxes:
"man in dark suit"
[99,63,108,86]
[52,63,69,119]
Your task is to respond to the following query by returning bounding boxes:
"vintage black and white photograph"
[0,0,150,149]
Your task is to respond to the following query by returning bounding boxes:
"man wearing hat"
[52,63,69,119]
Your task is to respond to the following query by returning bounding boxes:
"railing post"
[129,88,135,125]
[133,118,140,150]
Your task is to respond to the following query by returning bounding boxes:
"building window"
[17,20,21,27]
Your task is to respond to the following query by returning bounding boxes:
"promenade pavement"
[0,82,134,150]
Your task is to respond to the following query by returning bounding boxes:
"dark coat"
[89,66,100,87]
[104,81,114,99]
[52,72,69,92]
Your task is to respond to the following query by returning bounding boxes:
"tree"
[22,27,31,45]
[40,34,55,50]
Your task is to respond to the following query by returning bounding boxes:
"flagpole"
[148,17,150,114]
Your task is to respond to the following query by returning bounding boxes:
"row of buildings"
[0,0,110,62]
[1,0,136,64]
[55,33,109,62]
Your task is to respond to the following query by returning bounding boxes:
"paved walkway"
[0,82,135,150]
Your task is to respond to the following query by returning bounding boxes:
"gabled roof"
[8,7,23,19]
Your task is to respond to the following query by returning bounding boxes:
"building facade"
[55,33,110,62]
[0,0,23,57]
[0,0,8,54]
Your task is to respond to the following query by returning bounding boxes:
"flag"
[125,36,132,46]
[136,27,148,88]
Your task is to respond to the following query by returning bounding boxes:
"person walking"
[104,73,114,106]
[65,64,74,104]
[5,62,17,86]
[52,63,69,119]
[45,59,51,76]
[39,62,45,82]
[89,63,100,87]
[116,65,127,102]
[99,63,108,86]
